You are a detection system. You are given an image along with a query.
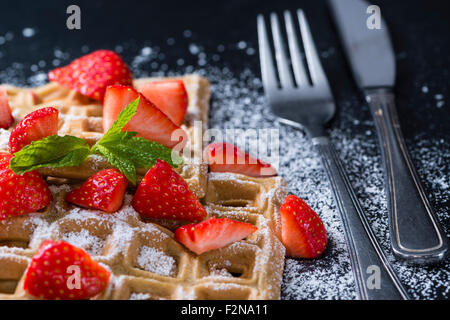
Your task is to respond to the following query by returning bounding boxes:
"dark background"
[0,0,448,299]
[0,0,448,141]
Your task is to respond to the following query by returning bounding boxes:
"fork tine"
[270,13,294,88]
[257,15,278,91]
[297,9,328,86]
[284,11,309,87]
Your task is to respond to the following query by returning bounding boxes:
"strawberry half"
[204,142,277,177]
[174,217,257,255]
[0,153,51,220]
[132,159,207,221]
[48,50,132,101]
[103,85,187,149]
[280,195,327,259]
[135,80,188,126]
[65,169,128,213]
[0,86,14,129]
[23,240,110,300]
[8,107,59,153]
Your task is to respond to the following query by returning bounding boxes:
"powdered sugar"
[61,229,104,256]
[129,292,151,300]
[136,245,177,277]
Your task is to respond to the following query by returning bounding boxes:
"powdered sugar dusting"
[129,292,151,300]
[62,229,104,256]
[136,246,177,277]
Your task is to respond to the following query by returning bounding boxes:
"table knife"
[328,0,448,264]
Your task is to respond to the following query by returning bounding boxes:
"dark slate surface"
[0,0,448,299]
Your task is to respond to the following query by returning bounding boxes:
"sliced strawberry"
[65,169,128,213]
[8,107,59,153]
[280,195,327,259]
[132,159,206,221]
[48,50,132,101]
[204,142,277,177]
[0,86,14,129]
[135,80,188,126]
[174,217,257,255]
[103,85,187,149]
[23,240,110,300]
[0,153,51,220]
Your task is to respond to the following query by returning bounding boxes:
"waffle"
[0,172,286,300]
[3,75,209,198]
[0,75,287,300]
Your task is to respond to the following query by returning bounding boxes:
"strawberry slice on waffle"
[175,217,258,255]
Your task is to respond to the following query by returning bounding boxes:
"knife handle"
[365,88,448,264]
[312,137,409,300]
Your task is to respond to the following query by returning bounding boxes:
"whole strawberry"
[132,159,207,221]
[48,50,132,101]
[280,194,327,258]
[0,153,51,220]
[9,107,59,153]
[66,168,128,213]
[23,240,111,300]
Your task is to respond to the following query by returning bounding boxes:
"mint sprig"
[10,135,91,175]
[9,97,183,184]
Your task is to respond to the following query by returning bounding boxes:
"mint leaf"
[93,144,137,184]
[92,134,183,184]
[101,96,140,139]
[126,137,184,168]
[10,135,90,175]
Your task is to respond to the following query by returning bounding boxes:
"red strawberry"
[23,240,110,300]
[48,50,132,101]
[0,153,51,220]
[103,85,187,149]
[135,80,188,126]
[65,169,128,213]
[174,217,257,255]
[204,142,277,177]
[280,195,327,259]
[132,159,206,221]
[8,107,59,153]
[0,86,14,129]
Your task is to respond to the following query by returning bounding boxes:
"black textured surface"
[0,0,448,299]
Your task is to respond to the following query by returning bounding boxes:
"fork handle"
[365,88,448,264]
[312,136,409,300]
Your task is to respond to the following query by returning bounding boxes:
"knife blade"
[329,0,395,88]
[328,0,448,264]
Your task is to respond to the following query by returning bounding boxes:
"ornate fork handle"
[312,136,409,300]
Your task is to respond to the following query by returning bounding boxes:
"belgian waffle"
[0,76,287,300]
[0,173,286,300]
[3,75,209,198]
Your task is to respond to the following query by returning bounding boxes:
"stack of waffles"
[0,75,287,300]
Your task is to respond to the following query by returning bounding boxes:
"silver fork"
[257,10,410,300]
